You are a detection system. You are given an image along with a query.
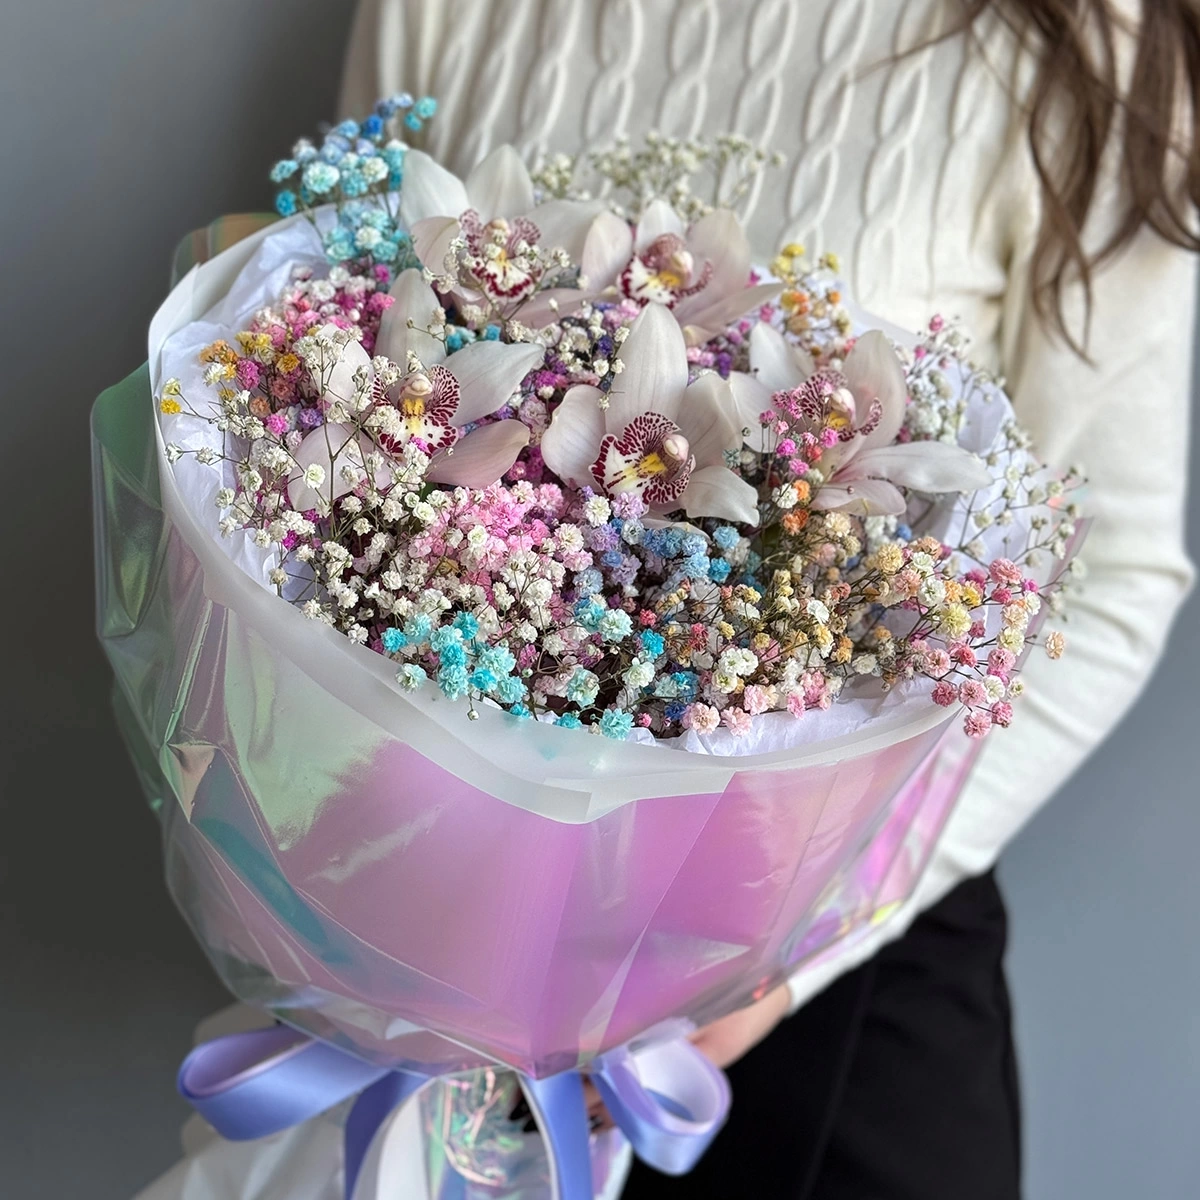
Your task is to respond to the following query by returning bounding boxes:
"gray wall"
[0,3,359,1196]
[0,3,1194,1197]
[1001,524,1200,1193]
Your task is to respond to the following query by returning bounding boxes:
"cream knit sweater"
[341,0,1196,1009]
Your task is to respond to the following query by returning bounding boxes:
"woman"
[340,1,1197,1197]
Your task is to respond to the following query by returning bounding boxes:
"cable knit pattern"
[928,10,990,296]
[723,0,799,223]
[784,0,872,259]
[341,0,1195,1019]
[513,0,586,165]
[582,0,645,144]
[853,0,944,305]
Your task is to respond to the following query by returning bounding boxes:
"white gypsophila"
[527,578,554,605]
[983,675,1007,703]
[805,598,830,623]
[583,496,611,526]
[556,523,584,553]
[998,627,1025,653]
[397,664,425,690]
[851,654,878,675]
[822,511,851,537]
[719,647,758,676]
[712,669,739,694]
[625,659,656,689]
[918,577,946,608]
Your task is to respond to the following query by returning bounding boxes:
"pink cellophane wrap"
[92,216,1029,1080]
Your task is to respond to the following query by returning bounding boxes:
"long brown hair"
[964,0,1200,350]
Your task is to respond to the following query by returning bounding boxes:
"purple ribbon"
[178,1024,730,1199]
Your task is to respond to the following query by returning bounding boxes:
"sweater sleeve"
[788,202,1198,1011]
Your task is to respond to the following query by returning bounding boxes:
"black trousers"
[621,871,1021,1200]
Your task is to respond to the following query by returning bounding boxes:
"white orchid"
[288,274,543,509]
[540,303,759,525]
[400,145,602,319]
[730,323,991,515]
[576,199,781,344]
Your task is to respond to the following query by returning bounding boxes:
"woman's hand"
[584,983,792,1130]
[689,982,792,1069]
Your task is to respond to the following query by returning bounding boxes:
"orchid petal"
[398,150,470,225]
[287,423,367,511]
[843,330,908,452]
[676,372,742,467]
[677,464,760,526]
[446,340,545,425]
[539,384,607,485]
[605,302,689,432]
[425,420,529,488]
[515,288,589,329]
[529,198,606,262]
[634,199,686,252]
[853,441,993,495]
[679,282,786,343]
[376,269,447,368]
[641,516,711,539]
[670,208,751,324]
[465,145,535,222]
[811,477,908,516]
[728,371,775,452]
[320,329,373,405]
[408,216,460,277]
[749,322,814,393]
[580,210,634,290]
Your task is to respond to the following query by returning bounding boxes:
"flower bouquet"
[96,93,1083,1200]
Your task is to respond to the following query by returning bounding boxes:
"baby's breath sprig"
[534,132,784,222]
[269,92,438,278]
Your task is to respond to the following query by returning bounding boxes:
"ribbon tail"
[519,1071,593,1200]
[344,1070,430,1200]
[593,1038,731,1177]
[177,1025,390,1142]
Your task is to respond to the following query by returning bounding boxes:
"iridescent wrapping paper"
[94,352,976,1078]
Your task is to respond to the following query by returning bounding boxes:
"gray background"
[0,2,1195,1197]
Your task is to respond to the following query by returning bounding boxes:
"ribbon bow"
[178,1024,730,1199]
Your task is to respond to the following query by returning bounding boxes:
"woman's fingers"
[690,984,792,1069]
[583,1076,616,1132]
[578,987,791,1135]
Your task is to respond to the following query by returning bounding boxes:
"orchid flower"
[288,276,543,509]
[400,145,602,318]
[540,303,759,525]
[730,323,991,516]
[577,199,781,344]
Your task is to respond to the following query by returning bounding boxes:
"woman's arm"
[785,209,1197,1013]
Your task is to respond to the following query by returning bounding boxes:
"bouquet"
[97,92,1083,1200]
